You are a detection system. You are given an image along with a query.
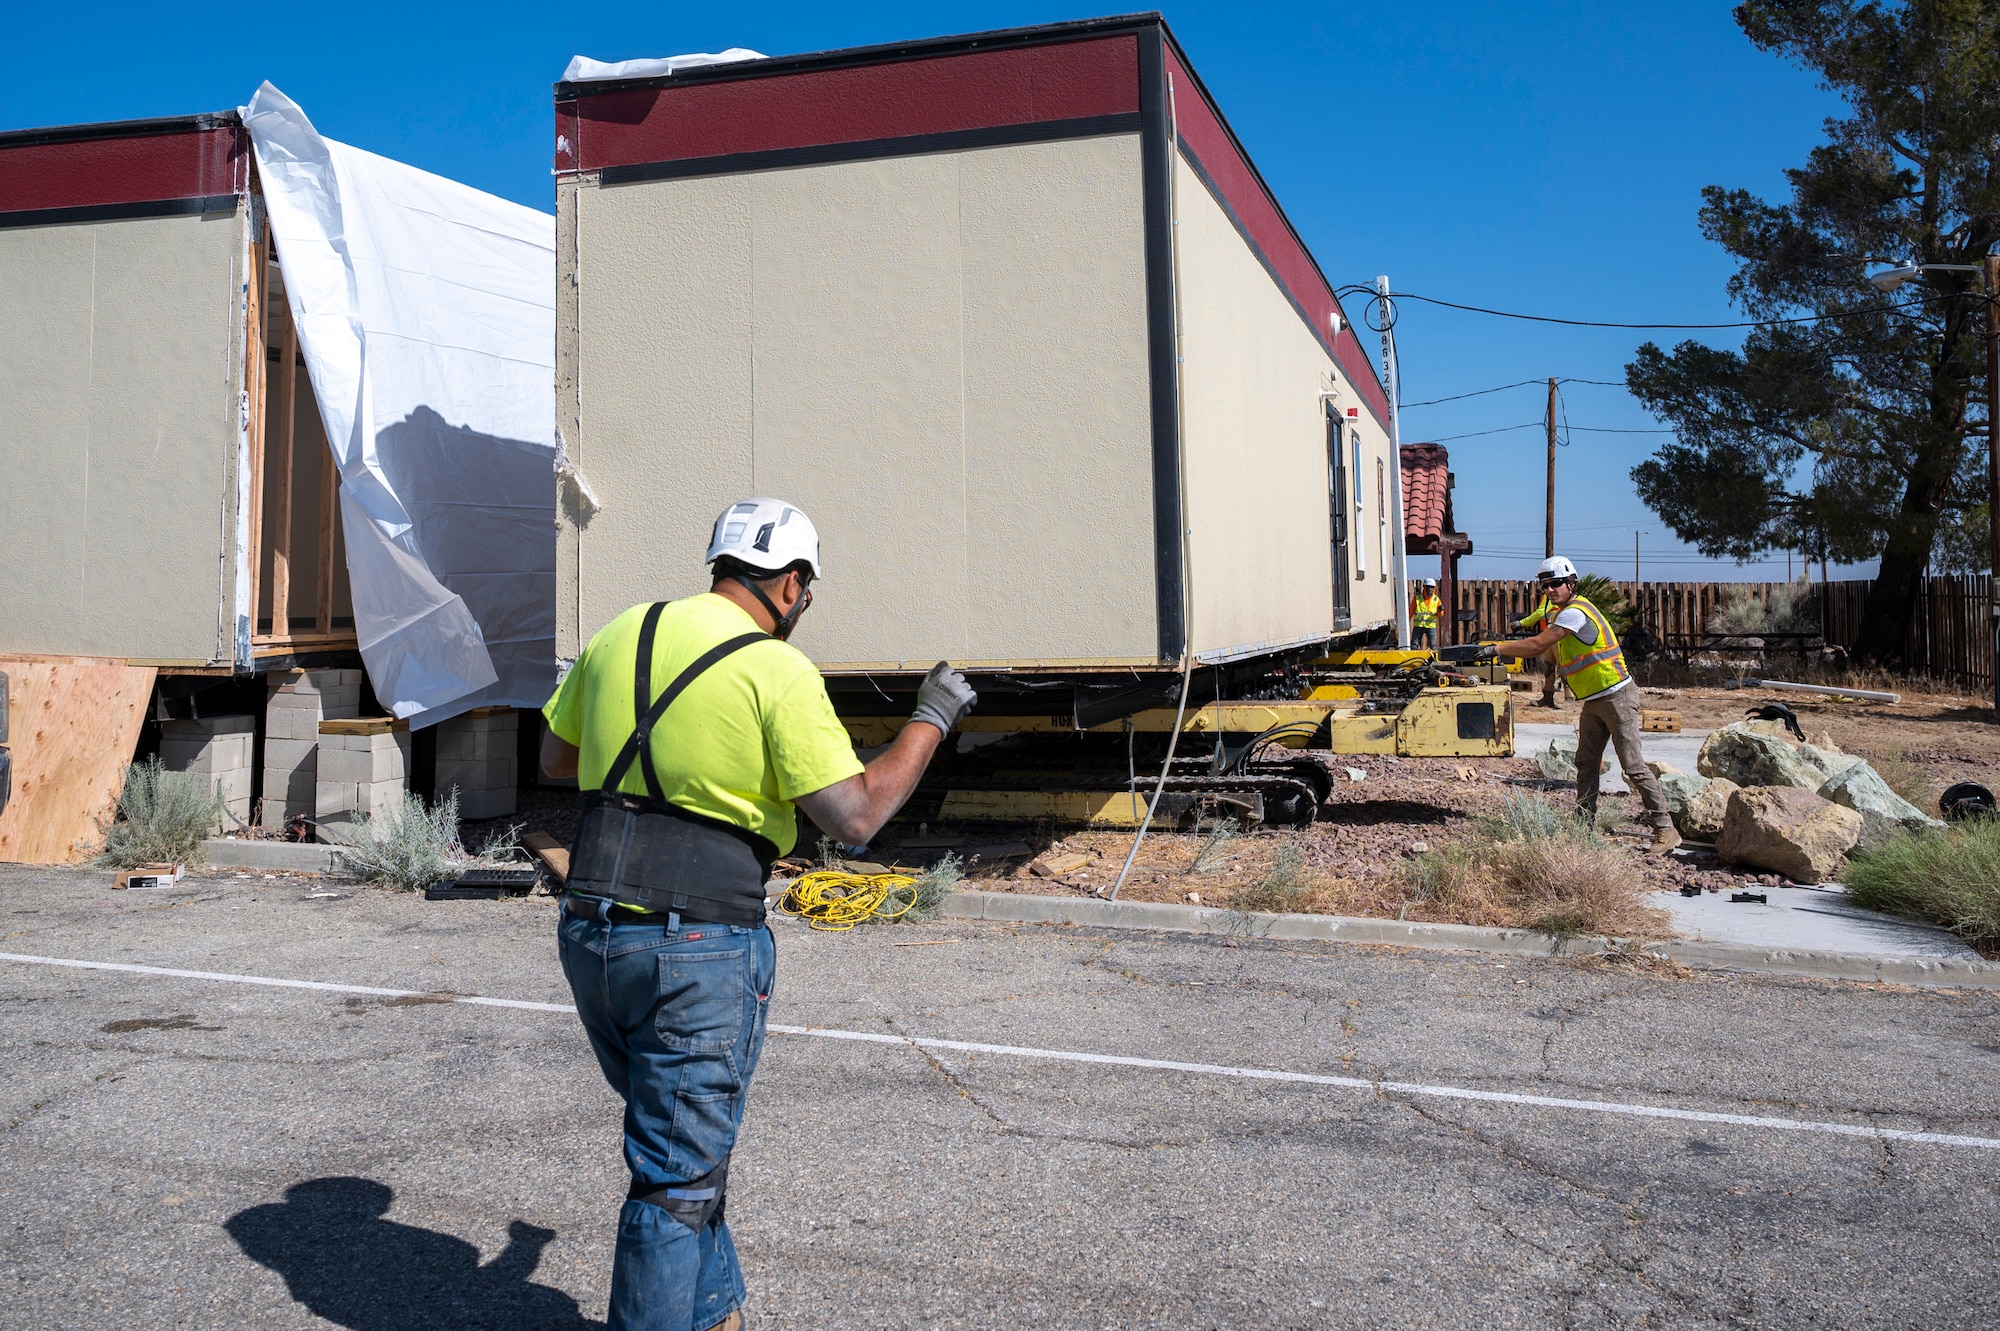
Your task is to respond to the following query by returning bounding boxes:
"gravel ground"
[446,683,1986,938]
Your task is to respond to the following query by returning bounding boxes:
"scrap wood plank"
[0,656,155,865]
[519,830,569,885]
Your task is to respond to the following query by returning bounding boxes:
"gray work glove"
[909,661,977,735]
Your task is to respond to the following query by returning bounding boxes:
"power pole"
[1539,377,1559,708]
[1376,275,1411,648]
[1986,254,1999,718]
[1545,378,1558,559]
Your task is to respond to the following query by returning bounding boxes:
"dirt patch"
[343,992,461,1010]
[482,683,1986,933]
[100,1014,218,1033]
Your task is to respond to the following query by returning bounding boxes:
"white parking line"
[6,949,1997,1152]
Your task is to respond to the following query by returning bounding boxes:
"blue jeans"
[558,905,776,1331]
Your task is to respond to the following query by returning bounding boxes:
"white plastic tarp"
[243,83,557,728]
[561,49,765,82]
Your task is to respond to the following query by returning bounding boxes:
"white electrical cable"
[1107,655,1193,901]
[1109,72,1194,903]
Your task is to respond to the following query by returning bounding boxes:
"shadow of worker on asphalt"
[225,1176,602,1330]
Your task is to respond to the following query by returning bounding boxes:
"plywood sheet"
[0,656,156,864]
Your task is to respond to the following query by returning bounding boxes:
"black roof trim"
[555,12,1165,99]
[0,109,241,150]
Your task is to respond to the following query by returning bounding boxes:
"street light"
[1866,259,2000,717]
[1868,260,1982,292]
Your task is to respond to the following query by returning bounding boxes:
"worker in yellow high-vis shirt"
[539,498,975,1331]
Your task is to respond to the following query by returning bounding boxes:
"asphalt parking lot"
[3,862,1998,1329]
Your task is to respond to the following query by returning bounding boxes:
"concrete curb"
[940,890,2000,989]
[202,838,347,875]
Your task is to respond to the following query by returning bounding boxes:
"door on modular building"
[1326,407,1351,630]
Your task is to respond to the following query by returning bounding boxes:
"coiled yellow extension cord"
[777,870,919,931]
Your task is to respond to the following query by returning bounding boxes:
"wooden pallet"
[1640,709,1682,733]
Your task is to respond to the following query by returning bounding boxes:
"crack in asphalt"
[6,1061,132,1134]
[1394,1096,1619,1201]
[886,1017,1200,1151]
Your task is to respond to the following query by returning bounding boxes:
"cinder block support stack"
[261,670,363,829]
[158,714,256,828]
[315,717,411,843]
[435,707,520,819]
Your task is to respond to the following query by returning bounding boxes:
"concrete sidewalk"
[1515,719,1712,792]
[1660,882,1981,961]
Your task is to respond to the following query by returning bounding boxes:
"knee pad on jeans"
[629,1157,729,1232]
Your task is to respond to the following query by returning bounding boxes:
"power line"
[1348,287,1936,331]
[1400,379,1546,408]
[1413,421,1676,443]
[1400,376,1630,409]
[1419,422,1541,443]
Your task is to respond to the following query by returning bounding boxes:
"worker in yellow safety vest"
[1411,578,1441,649]
[1483,556,1680,854]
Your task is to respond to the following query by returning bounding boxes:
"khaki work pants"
[1575,684,1673,829]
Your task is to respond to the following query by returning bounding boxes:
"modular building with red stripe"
[0,111,355,670]
[555,14,1400,685]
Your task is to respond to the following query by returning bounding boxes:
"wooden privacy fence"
[1455,580,1748,643]
[1452,576,1996,687]
[1820,574,1993,688]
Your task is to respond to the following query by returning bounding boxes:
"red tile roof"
[1401,443,1470,555]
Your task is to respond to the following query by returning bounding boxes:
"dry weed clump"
[1868,749,1941,815]
[1398,793,1669,939]
[1846,819,2000,953]
[1229,845,1311,914]
[96,759,228,868]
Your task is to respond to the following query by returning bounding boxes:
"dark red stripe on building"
[0,117,247,218]
[1162,48,1391,427]
[558,35,1139,174]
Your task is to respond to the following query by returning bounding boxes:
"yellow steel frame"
[1316,646,1523,676]
[842,685,1512,758]
[937,790,1167,828]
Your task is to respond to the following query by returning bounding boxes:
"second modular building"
[553,15,1400,679]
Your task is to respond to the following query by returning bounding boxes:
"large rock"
[1697,722,1860,790]
[1680,777,1740,841]
[1817,762,1943,850]
[1657,770,1711,820]
[1535,735,1607,782]
[1715,786,1862,882]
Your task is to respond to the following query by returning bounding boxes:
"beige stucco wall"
[0,210,241,662]
[1172,151,1396,657]
[560,133,1157,669]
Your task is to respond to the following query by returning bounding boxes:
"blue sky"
[9,2,1859,586]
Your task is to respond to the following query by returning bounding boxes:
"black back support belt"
[564,603,778,926]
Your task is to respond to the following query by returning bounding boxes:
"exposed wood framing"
[316,444,338,635]
[269,303,298,635]
[251,633,358,656]
[244,237,269,631]
[247,242,352,657]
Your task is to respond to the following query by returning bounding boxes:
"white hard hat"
[706,498,822,579]
[1422,577,1437,587]
[1536,555,1578,583]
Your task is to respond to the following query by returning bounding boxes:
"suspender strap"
[598,602,770,799]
